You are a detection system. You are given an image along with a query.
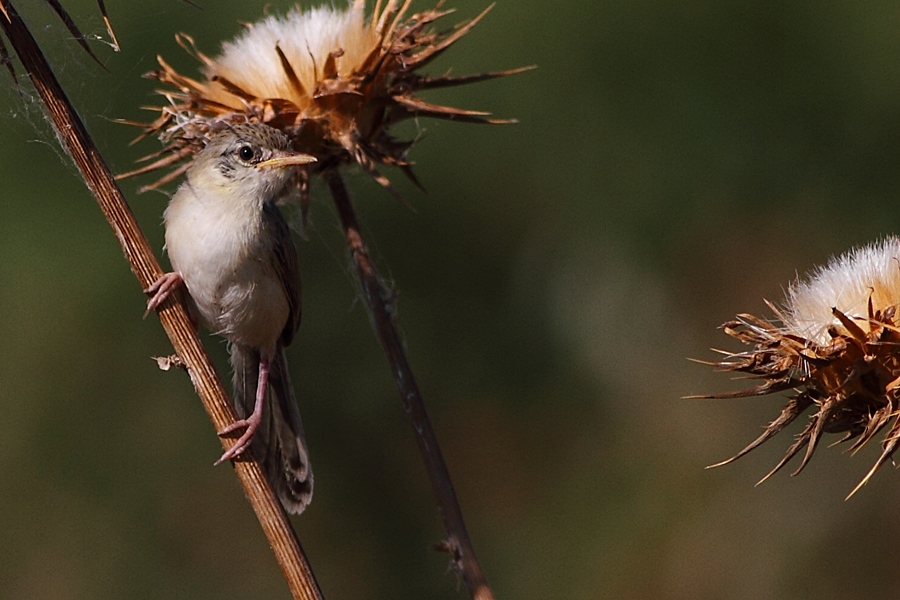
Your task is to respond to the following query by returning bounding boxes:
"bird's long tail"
[231,343,313,514]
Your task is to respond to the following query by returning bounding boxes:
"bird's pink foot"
[214,412,263,464]
[215,353,271,465]
[144,272,183,316]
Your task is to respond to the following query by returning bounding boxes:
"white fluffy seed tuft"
[784,237,900,344]
[206,3,377,101]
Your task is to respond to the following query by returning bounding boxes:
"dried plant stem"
[326,172,494,600]
[0,3,322,598]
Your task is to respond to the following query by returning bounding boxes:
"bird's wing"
[263,201,302,347]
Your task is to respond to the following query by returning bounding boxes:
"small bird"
[145,123,316,513]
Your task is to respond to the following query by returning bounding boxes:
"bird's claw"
[214,415,261,465]
[144,272,183,317]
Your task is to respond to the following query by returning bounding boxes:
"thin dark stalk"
[326,172,494,600]
[0,3,322,598]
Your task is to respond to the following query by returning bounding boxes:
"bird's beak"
[256,151,317,170]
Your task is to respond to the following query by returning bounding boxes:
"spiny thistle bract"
[120,0,529,206]
[695,237,900,497]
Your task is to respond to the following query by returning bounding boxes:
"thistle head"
[120,1,530,209]
[695,237,900,497]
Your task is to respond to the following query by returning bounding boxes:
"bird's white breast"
[164,182,289,354]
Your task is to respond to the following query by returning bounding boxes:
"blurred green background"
[4,0,900,598]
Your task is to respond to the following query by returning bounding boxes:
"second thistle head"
[695,237,900,497]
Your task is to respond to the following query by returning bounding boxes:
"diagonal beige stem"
[0,3,322,598]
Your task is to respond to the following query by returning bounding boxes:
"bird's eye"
[238,145,255,162]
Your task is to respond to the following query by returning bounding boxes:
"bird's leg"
[144,271,184,315]
[216,352,269,464]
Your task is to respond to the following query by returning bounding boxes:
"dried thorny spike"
[0,0,119,83]
[118,0,532,207]
[43,0,109,68]
[95,0,119,52]
[692,237,900,497]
